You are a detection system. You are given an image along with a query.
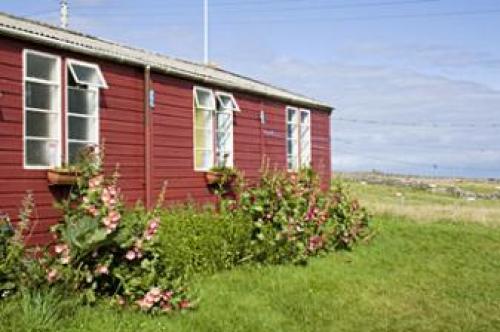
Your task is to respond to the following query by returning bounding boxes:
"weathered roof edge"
[0,12,333,112]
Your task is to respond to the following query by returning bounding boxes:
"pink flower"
[54,243,68,254]
[308,235,324,252]
[179,299,190,309]
[95,264,109,275]
[161,303,173,312]
[101,189,111,204]
[88,205,99,217]
[60,255,70,265]
[46,269,59,283]
[162,291,174,301]
[116,296,125,306]
[125,250,136,261]
[89,175,103,189]
[136,298,154,310]
[109,210,121,223]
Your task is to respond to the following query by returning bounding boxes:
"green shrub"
[50,147,191,313]
[234,168,371,264]
[156,205,253,281]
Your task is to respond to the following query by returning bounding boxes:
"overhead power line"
[334,148,499,173]
[335,117,500,129]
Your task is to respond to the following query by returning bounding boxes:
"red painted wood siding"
[0,35,331,246]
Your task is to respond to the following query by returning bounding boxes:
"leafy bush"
[50,147,191,313]
[234,168,371,264]
[156,206,253,281]
[0,193,47,298]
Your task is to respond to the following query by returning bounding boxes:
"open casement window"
[286,107,312,170]
[67,59,108,89]
[299,109,311,167]
[215,92,236,167]
[194,87,215,171]
[66,59,106,163]
[23,50,61,169]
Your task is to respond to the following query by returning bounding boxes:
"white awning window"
[67,59,108,89]
[194,86,216,110]
[215,91,240,112]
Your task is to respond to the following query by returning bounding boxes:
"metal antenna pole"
[60,0,68,28]
[204,0,209,64]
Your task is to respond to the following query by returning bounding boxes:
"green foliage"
[234,168,371,264]
[50,147,191,313]
[0,193,48,298]
[156,205,253,281]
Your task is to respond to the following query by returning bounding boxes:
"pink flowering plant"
[232,166,371,264]
[50,147,192,313]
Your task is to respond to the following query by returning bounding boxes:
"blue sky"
[2,0,500,178]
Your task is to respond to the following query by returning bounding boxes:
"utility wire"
[334,147,499,173]
[335,117,500,129]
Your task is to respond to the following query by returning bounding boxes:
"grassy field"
[343,177,500,226]
[2,177,500,331]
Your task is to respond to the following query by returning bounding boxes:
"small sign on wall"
[149,89,155,109]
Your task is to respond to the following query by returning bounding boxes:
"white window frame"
[215,91,240,112]
[23,49,62,170]
[215,91,235,167]
[286,106,299,171]
[67,59,108,89]
[299,109,312,167]
[286,107,312,171]
[194,86,216,110]
[65,59,101,164]
[193,86,216,171]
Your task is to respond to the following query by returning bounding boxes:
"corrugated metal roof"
[0,12,332,112]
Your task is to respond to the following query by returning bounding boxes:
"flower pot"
[204,171,236,186]
[47,169,80,186]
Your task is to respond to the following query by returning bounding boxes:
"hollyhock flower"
[179,299,190,309]
[60,255,70,265]
[89,175,103,189]
[88,205,99,217]
[54,243,68,254]
[101,188,111,205]
[136,298,154,310]
[161,303,173,313]
[308,235,324,252]
[108,210,121,223]
[162,291,173,301]
[46,269,58,283]
[95,264,109,275]
[125,250,136,261]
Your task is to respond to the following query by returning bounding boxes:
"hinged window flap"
[67,59,108,89]
[194,86,216,110]
[215,91,239,112]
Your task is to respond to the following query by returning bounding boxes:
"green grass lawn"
[3,216,500,332]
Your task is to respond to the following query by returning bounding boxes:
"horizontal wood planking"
[0,35,332,246]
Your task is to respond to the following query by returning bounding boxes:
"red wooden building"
[0,12,333,246]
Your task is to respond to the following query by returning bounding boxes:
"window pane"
[300,111,310,126]
[26,111,58,138]
[287,139,298,155]
[287,124,297,139]
[68,88,96,115]
[68,116,96,141]
[68,142,89,163]
[195,109,212,129]
[25,139,58,166]
[26,82,57,110]
[195,150,212,170]
[195,89,214,109]
[287,109,297,123]
[217,94,233,110]
[70,63,105,87]
[26,53,57,81]
[217,112,231,126]
[195,128,212,149]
